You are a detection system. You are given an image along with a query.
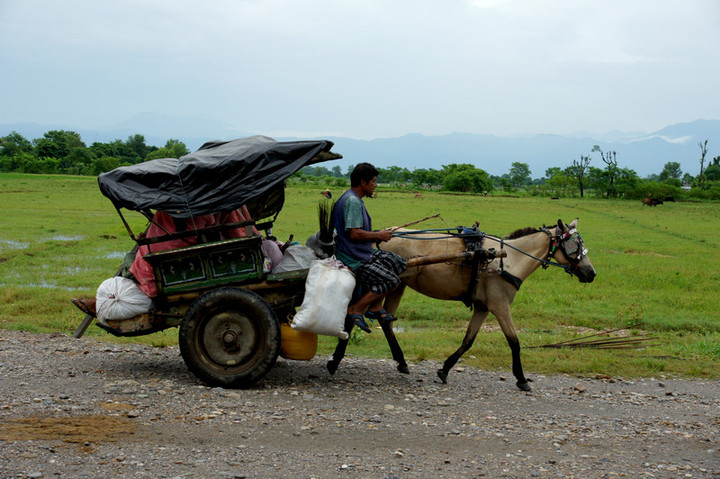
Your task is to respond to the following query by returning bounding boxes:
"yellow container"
[280,322,318,360]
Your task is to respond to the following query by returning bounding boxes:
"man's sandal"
[347,313,371,333]
[364,308,398,322]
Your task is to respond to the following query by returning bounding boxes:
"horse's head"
[549,218,596,283]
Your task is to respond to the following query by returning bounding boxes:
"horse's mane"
[503,227,542,240]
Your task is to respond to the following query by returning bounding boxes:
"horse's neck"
[501,232,549,280]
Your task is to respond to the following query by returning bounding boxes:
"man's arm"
[348,228,393,243]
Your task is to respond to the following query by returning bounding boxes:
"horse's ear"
[569,218,578,229]
[557,219,566,231]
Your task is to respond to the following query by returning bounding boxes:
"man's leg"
[348,291,386,317]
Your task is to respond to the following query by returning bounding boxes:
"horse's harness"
[391,225,588,299]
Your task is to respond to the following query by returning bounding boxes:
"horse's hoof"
[327,360,338,375]
[437,369,448,384]
[517,381,532,391]
[397,364,410,374]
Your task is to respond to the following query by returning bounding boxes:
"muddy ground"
[1,329,718,478]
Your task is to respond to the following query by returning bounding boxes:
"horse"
[327,218,596,391]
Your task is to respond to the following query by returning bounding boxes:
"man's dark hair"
[350,162,379,187]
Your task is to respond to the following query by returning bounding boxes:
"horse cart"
[72,135,516,389]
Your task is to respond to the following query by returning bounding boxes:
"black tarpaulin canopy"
[97,136,340,219]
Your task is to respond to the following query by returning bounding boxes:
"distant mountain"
[96,112,252,149]
[2,115,718,178]
[324,119,720,177]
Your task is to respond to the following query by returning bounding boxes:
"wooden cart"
[73,137,339,388]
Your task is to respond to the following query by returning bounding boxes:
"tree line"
[2,130,719,200]
[0,130,188,175]
[299,143,720,200]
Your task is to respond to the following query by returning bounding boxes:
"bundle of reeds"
[318,199,334,245]
[530,323,656,350]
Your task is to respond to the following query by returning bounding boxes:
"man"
[331,163,407,333]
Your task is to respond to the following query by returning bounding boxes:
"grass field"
[1,173,719,379]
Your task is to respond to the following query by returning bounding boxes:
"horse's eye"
[564,240,579,255]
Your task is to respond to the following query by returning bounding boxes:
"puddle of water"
[105,251,127,259]
[65,266,91,274]
[0,281,86,292]
[48,235,86,241]
[29,281,86,291]
[0,239,29,250]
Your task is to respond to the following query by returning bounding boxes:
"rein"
[483,231,575,276]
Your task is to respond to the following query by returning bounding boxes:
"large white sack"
[291,258,354,339]
[272,245,318,273]
[96,276,153,324]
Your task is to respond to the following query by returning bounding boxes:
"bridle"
[544,226,588,276]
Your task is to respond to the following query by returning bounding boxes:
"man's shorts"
[354,250,407,294]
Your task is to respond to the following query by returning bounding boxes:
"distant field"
[1,173,718,379]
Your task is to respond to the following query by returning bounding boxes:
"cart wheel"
[179,287,280,388]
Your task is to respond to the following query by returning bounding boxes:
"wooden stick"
[389,213,442,232]
[538,323,645,347]
[404,249,506,269]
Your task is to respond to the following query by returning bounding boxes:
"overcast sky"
[1,0,719,140]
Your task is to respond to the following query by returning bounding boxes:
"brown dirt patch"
[0,415,136,444]
[98,402,136,412]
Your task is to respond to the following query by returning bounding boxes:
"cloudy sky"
[1,0,718,140]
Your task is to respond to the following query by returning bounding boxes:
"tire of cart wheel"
[179,287,280,388]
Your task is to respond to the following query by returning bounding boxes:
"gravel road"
[1,329,718,478]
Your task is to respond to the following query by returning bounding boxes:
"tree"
[658,161,682,182]
[545,169,574,197]
[91,156,120,175]
[508,162,531,187]
[698,139,708,185]
[126,134,148,160]
[498,176,513,193]
[145,139,190,160]
[591,145,619,198]
[412,168,443,188]
[378,166,412,185]
[567,155,591,198]
[441,164,491,193]
[614,167,640,197]
[703,164,720,182]
[62,146,93,174]
[164,139,189,158]
[704,156,720,182]
[33,130,85,159]
[0,131,33,157]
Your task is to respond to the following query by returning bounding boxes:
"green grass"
[1,173,719,378]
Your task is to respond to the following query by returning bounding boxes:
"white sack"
[96,276,154,325]
[291,258,354,339]
[272,245,318,273]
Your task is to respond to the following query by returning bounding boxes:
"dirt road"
[1,330,718,478]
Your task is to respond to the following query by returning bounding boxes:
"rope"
[391,228,483,241]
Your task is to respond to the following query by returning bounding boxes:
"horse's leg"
[378,321,409,374]
[437,306,488,384]
[379,285,409,374]
[492,304,531,391]
[327,315,355,375]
